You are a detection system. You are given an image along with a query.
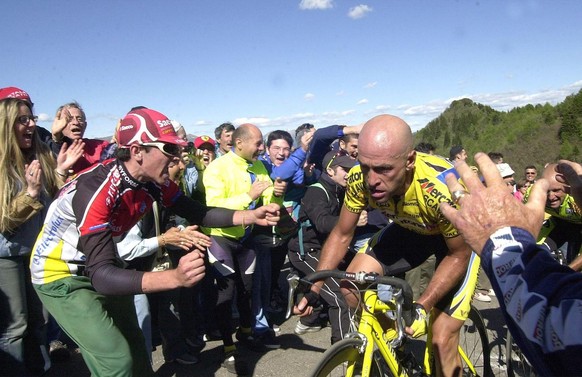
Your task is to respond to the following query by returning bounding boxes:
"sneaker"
[256,330,280,349]
[294,321,322,335]
[488,289,495,296]
[235,329,266,352]
[474,292,492,303]
[271,324,281,333]
[171,352,199,365]
[49,340,71,363]
[221,351,250,376]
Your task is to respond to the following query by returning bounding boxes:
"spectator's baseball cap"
[194,135,216,149]
[0,87,32,104]
[496,163,515,178]
[323,150,356,171]
[116,107,188,148]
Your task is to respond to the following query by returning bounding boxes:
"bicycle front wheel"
[459,305,492,376]
[310,337,388,377]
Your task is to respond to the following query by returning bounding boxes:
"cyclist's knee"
[345,253,383,275]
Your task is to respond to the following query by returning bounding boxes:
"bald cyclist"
[296,114,480,376]
[524,163,582,270]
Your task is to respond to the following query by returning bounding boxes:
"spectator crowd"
[1,86,581,376]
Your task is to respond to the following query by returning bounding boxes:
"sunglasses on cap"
[326,150,349,170]
[141,142,182,158]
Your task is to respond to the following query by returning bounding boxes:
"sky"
[3,0,582,139]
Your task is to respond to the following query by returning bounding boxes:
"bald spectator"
[202,123,285,374]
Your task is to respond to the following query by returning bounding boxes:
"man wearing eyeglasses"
[30,107,281,377]
[297,114,480,377]
[50,101,113,177]
[524,165,538,183]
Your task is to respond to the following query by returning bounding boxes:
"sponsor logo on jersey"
[419,178,455,209]
[32,215,65,265]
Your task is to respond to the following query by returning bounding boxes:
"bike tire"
[310,337,389,377]
[506,332,537,377]
[458,305,492,377]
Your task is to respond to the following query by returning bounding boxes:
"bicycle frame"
[287,271,486,377]
[346,289,408,377]
[339,290,481,377]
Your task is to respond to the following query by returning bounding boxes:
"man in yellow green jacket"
[202,123,285,375]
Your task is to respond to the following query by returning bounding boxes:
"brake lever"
[285,273,301,319]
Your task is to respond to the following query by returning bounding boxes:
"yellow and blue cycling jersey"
[344,152,460,238]
[344,152,478,320]
[523,186,582,224]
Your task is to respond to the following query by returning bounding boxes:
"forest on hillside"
[414,89,582,178]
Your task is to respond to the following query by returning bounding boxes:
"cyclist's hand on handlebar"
[405,303,428,338]
[294,290,320,317]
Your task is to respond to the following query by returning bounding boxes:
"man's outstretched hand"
[439,152,548,254]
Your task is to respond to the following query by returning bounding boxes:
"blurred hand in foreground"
[439,152,548,254]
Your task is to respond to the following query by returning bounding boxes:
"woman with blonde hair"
[0,98,82,376]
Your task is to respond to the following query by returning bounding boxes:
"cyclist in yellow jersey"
[296,114,479,377]
[523,163,582,270]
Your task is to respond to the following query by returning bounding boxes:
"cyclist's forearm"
[314,232,352,291]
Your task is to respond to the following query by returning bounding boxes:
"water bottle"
[378,284,397,321]
[377,284,394,302]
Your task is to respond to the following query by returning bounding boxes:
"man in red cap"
[30,107,281,376]
[194,135,217,168]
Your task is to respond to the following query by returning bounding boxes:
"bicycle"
[286,270,492,377]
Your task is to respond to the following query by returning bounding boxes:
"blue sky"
[3,0,581,139]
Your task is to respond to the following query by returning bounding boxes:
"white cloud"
[232,117,271,127]
[37,113,51,122]
[357,98,369,105]
[299,0,333,10]
[184,81,582,138]
[364,81,377,89]
[304,93,315,101]
[348,4,372,19]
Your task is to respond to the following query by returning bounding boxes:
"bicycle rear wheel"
[458,305,492,376]
[506,332,537,377]
[310,337,389,377]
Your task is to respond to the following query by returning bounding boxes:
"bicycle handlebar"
[286,270,414,327]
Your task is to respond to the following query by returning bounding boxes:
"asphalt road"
[46,270,510,377]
